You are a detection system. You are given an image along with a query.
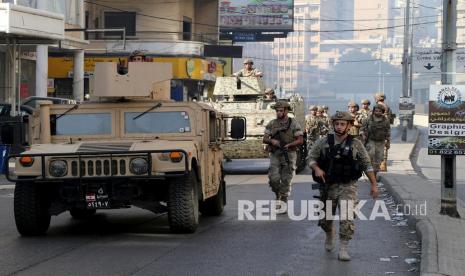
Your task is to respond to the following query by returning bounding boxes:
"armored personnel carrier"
[7,62,246,235]
[209,77,307,173]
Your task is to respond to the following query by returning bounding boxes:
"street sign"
[399,96,415,115]
[233,32,257,42]
[428,85,465,155]
[413,48,465,74]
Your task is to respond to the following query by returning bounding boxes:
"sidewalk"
[379,126,465,276]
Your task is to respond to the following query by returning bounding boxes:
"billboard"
[219,0,294,32]
[428,85,465,155]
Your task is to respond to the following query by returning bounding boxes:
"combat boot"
[380,161,387,172]
[324,228,335,252]
[279,195,288,214]
[338,240,351,261]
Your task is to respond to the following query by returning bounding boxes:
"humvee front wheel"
[14,182,51,236]
[69,208,96,220]
[168,171,199,233]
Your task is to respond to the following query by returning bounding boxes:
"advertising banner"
[428,85,465,155]
[219,0,294,32]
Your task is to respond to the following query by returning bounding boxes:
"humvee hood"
[24,140,197,155]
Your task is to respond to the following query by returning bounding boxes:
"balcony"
[0,2,64,43]
[85,31,218,56]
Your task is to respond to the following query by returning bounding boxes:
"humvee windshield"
[125,111,191,134]
[51,113,112,136]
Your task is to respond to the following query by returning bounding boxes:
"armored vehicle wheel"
[199,171,226,216]
[14,182,51,236]
[168,171,199,233]
[69,208,96,220]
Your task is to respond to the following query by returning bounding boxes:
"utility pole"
[440,0,459,217]
[401,0,411,141]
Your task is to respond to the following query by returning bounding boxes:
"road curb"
[379,127,442,276]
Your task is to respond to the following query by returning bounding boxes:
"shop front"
[47,56,224,100]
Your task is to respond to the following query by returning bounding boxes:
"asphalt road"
[0,166,420,276]
[413,127,465,201]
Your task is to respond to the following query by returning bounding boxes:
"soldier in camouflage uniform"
[316,106,330,137]
[360,104,391,177]
[309,111,379,261]
[357,99,372,125]
[233,58,263,77]
[374,93,393,172]
[305,105,319,145]
[347,101,361,137]
[263,101,304,211]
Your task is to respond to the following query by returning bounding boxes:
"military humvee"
[209,77,307,172]
[7,62,246,236]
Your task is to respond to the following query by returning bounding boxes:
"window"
[51,113,112,136]
[104,11,136,36]
[124,111,191,134]
[183,16,192,41]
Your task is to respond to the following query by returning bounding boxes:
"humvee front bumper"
[6,149,189,182]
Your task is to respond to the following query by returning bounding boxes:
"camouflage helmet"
[361,99,371,105]
[347,101,357,107]
[317,106,325,112]
[322,105,329,111]
[373,103,386,112]
[243,58,254,64]
[375,92,386,101]
[331,111,354,122]
[273,100,291,109]
[309,105,318,111]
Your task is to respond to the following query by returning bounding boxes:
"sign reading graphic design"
[428,85,465,155]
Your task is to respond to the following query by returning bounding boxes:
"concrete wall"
[86,0,217,42]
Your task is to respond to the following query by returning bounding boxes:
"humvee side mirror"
[230,117,246,140]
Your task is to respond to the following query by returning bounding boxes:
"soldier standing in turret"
[233,59,263,77]
[263,101,303,212]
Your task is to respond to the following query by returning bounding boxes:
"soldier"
[233,58,263,77]
[360,104,391,177]
[374,92,393,123]
[347,101,361,137]
[322,105,329,118]
[316,106,330,137]
[357,99,372,124]
[129,50,147,62]
[374,93,392,172]
[309,111,379,261]
[306,105,319,146]
[263,101,304,211]
[264,88,277,100]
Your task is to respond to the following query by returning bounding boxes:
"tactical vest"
[367,115,389,141]
[270,118,296,150]
[312,134,363,184]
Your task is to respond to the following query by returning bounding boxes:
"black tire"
[199,171,225,216]
[14,182,51,236]
[69,208,96,220]
[168,171,199,233]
